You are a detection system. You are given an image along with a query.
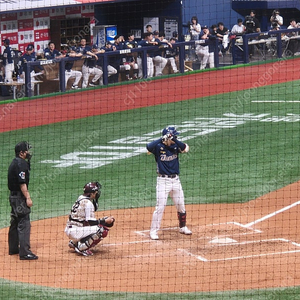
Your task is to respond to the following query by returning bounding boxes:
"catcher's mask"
[83,181,102,201]
[162,126,180,139]
[15,141,32,160]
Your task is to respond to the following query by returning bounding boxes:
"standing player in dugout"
[65,181,115,256]
[147,126,192,240]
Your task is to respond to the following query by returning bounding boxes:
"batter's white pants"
[137,56,154,78]
[153,56,168,76]
[64,225,99,242]
[195,46,214,70]
[4,63,14,83]
[150,176,186,233]
[65,69,82,87]
[82,65,103,88]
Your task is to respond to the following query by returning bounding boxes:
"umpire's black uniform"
[8,141,38,260]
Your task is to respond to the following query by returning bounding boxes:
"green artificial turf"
[1,78,300,299]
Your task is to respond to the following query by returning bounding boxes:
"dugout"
[94,0,182,41]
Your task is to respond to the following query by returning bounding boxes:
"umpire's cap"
[15,141,31,156]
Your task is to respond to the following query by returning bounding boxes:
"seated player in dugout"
[65,182,115,256]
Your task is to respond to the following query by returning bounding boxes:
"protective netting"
[1,1,300,299]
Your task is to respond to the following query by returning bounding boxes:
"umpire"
[7,141,38,260]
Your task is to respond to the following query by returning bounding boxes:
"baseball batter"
[147,126,192,240]
[65,182,115,256]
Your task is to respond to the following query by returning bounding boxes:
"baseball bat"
[184,64,193,71]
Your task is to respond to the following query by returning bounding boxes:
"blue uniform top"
[146,138,186,175]
[19,52,43,73]
[44,48,61,59]
[65,53,75,71]
[3,46,14,65]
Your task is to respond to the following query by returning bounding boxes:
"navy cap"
[3,38,10,45]
[153,30,159,35]
[202,25,208,29]
[92,44,98,49]
[26,44,34,51]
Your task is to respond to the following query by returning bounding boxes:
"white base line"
[179,238,300,262]
[178,248,208,262]
[251,101,300,103]
[102,240,154,247]
[209,250,300,262]
[244,200,300,228]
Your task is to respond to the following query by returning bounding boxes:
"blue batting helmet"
[162,126,179,137]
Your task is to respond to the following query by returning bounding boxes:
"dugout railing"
[23,40,220,97]
[22,30,300,97]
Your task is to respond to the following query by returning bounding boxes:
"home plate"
[209,237,237,244]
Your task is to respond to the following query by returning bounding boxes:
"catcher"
[64,181,115,256]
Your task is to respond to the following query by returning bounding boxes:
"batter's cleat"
[150,231,159,240]
[179,226,192,235]
[68,240,77,250]
[89,82,97,87]
[71,85,79,89]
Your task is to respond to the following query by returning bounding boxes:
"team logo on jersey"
[19,171,25,180]
[160,154,177,161]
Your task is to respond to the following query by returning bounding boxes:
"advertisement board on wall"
[93,25,117,47]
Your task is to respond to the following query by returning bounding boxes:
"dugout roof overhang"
[0,0,137,14]
[232,0,300,16]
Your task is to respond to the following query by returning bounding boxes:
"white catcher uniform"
[65,195,101,241]
[64,193,109,256]
[146,126,192,240]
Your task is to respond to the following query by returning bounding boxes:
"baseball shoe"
[89,82,97,87]
[150,230,159,240]
[75,247,93,256]
[179,226,192,235]
[71,85,79,89]
[20,253,38,260]
[68,240,77,250]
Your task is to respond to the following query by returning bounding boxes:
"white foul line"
[244,200,300,228]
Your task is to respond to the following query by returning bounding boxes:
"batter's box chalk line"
[179,238,300,262]
[134,227,179,237]
[200,222,261,241]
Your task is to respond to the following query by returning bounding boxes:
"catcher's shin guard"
[78,226,109,251]
[177,212,187,228]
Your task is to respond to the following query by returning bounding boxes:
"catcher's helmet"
[162,126,179,137]
[15,141,31,156]
[83,181,102,194]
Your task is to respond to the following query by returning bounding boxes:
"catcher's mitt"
[99,216,115,227]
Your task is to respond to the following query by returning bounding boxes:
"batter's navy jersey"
[147,138,186,175]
